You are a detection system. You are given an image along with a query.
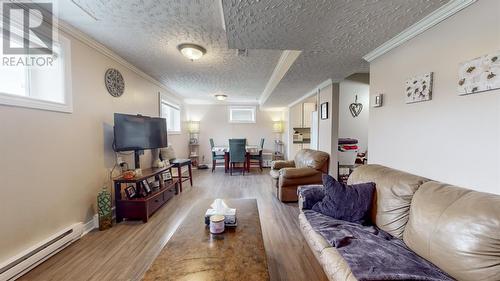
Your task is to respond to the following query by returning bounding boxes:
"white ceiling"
[58,0,449,107]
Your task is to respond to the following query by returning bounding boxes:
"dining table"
[212,145,262,173]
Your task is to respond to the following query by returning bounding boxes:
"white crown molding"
[288,79,334,108]
[259,50,302,105]
[363,0,477,62]
[56,20,184,101]
[218,0,226,31]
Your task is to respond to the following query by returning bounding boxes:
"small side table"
[171,159,193,192]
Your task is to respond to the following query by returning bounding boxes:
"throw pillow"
[160,145,176,161]
[312,174,375,224]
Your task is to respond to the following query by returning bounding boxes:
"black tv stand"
[134,150,143,169]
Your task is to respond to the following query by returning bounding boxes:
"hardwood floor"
[19,169,328,281]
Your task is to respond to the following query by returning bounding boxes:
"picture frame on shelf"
[125,185,136,199]
[142,180,151,194]
[162,170,172,181]
[320,102,329,120]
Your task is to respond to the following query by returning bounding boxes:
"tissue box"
[204,208,237,225]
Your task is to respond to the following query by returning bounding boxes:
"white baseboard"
[1,205,116,281]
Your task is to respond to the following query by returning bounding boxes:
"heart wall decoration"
[349,95,363,118]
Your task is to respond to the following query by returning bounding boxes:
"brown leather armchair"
[270,149,330,202]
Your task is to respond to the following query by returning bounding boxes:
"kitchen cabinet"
[302,102,316,128]
[290,103,303,129]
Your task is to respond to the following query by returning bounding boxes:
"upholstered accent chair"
[210,138,225,172]
[270,149,330,202]
[249,138,265,172]
[229,138,247,175]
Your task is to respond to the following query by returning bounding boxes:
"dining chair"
[210,138,225,172]
[229,138,247,175]
[249,138,265,172]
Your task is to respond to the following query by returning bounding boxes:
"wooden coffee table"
[142,198,270,281]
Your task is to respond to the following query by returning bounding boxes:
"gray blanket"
[303,210,454,281]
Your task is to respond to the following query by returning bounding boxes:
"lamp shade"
[272,121,283,133]
[188,121,200,133]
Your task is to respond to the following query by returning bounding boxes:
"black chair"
[210,138,225,172]
[249,138,265,172]
[229,138,247,175]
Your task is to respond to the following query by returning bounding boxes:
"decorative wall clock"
[104,68,125,97]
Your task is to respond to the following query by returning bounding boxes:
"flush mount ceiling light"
[177,43,206,61]
[214,94,227,101]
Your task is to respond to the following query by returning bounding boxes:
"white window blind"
[160,99,181,133]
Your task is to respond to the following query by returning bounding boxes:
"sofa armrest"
[271,160,295,170]
[280,167,318,179]
[298,185,325,210]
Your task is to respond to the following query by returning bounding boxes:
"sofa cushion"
[279,172,323,187]
[312,175,375,224]
[280,167,319,179]
[271,160,295,170]
[404,181,500,281]
[348,164,429,238]
[297,185,325,210]
[299,212,357,281]
[303,210,453,281]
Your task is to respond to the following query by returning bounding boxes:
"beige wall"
[185,104,285,165]
[318,83,339,176]
[369,0,500,194]
[339,74,369,153]
[0,30,188,262]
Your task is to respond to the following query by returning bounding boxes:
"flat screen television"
[113,113,168,168]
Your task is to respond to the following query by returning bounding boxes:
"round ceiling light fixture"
[214,94,227,101]
[177,43,206,61]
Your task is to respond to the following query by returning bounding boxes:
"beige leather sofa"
[270,149,329,202]
[298,164,500,281]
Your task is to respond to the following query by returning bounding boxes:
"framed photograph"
[142,180,151,194]
[162,170,172,181]
[320,102,328,120]
[125,185,136,199]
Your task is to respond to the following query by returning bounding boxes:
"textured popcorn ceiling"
[58,0,281,104]
[58,0,449,106]
[223,0,449,107]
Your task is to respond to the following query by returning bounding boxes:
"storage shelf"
[118,180,177,202]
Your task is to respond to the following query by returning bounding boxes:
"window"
[0,34,72,113]
[229,106,256,123]
[160,99,181,134]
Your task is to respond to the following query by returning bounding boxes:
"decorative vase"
[97,186,112,231]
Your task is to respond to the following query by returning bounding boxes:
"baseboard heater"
[0,222,84,281]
